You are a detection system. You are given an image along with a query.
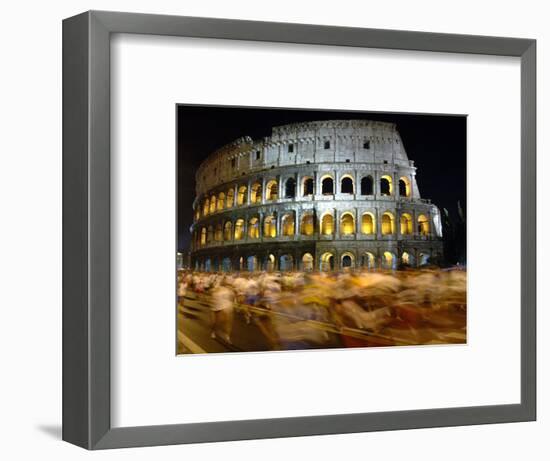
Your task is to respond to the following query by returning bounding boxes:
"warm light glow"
[364,252,375,269]
[209,195,216,213]
[226,188,234,208]
[251,183,262,204]
[361,213,375,234]
[301,213,315,236]
[302,253,314,271]
[383,251,394,269]
[320,252,334,271]
[381,212,395,235]
[399,177,411,197]
[321,213,334,235]
[266,180,278,201]
[267,254,276,272]
[237,185,247,205]
[234,219,244,240]
[223,221,232,241]
[282,214,295,236]
[200,227,206,246]
[203,198,209,216]
[214,223,223,241]
[418,214,430,235]
[380,175,393,196]
[402,251,412,265]
[264,215,277,238]
[340,212,355,235]
[248,217,260,239]
[217,192,225,211]
[400,213,413,235]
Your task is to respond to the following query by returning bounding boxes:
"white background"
[112,35,521,426]
[0,0,547,459]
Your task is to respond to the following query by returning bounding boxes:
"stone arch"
[248,216,260,239]
[217,192,225,211]
[223,221,232,241]
[320,252,335,272]
[226,188,235,208]
[341,252,355,269]
[418,214,430,236]
[266,254,276,272]
[401,251,415,267]
[381,211,395,235]
[284,177,296,198]
[360,175,374,195]
[400,212,413,235]
[266,179,278,201]
[263,215,277,238]
[237,185,247,205]
[362,252,376,269]
[382,251,396,270]
[207,225,214,244]
[250,182,262,204]
[214,222,223,242]
[418,252,431,266]
[247,255,258,272]
[340,212,355,236]
[281,213,295,236]
[321,212,334,235]
[361,212,375,234]
[399,176,411,197]
[209,195,216,213]
[302,176,314,196]
[340,175,354,194]
[380,175,393,196]
[321,175,334,195]
[200,227,207,246]
[203,197,209,216]
[234,219,245,240]
[222,257,232,272]
[302,252,314,271]
[279,254,294,272]
[300,212,315,236]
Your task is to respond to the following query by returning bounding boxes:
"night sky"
[177,105,467,253]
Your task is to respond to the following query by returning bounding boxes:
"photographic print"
[177,106,466,355]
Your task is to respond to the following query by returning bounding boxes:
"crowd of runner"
[177,268,467,350]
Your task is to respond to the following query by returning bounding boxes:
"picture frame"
[62,10,536,449]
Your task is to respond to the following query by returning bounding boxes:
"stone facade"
[190,120,443,272]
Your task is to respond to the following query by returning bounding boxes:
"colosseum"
[189,119,443,272]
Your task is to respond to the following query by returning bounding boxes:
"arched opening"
[399,177,411,197]
[419,252,430,266]
[340,212,355,235]
[223,221,232,241]
[207,226,214,244]
[263,215,277,238]
[203,198,209,216]
[302,177,314,196]
[222,257,232,272]
[209,195,216,213]
[217,192,225,211]
[382,251,396,270]
[250,182,262,204]
[194,208,200,221]
[400,213,413,235]
[321,176,334,195]
[226,188,235,208]
[237,185,247,205]
[401,251,415,267]
[380,175,393,196]
[281,213,295,236]
[418,214,430,236]
[247,255,258,272]
[204,258,212,272]
[381,212,395,235]
[248,217,260,239]
[200,227,206,246]
[266,254,276,272]
[214,223,223,242]
[279,254,294,272]
[300,212,315,236]
[340,176,354,194]
[341,253,354,268]
[239,256,245,271]
[266,180,278,201]
[234,219,244,240]
[284,178,296,198]
[302,253,314,271]
[361,176,374,195]
[363,252,376,269]
[361,213,375,234]
[320,252,335,272]
[321,213,334,235]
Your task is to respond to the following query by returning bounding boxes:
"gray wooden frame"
[62,10,536,450]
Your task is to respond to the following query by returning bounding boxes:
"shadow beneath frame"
[37,424,62,440]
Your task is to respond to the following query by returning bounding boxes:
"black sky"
[177,105,466,252]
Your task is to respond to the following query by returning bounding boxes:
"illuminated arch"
[266,254,276,272]
[401,251,414,266]
[226,188,235,208]
[418,214,430,235]
[340,175,354,194]
[320,252,335,272]
[400,213,413,235]
[340,212,355,235]
[214,222,223,242]
[381,211,395,235]
[248,216,260,239]
[361,212,375,235]
[250,182,262,204]
[263,215,277,238]
[300,212,315,236]
[223,221,232,241]
[209,195,216,213]
[281,213,295,236]
[363,252,376,269]
[380,175,393,196]
[321,175,334,195]
[399,177,411,197]
[382,251,396,270]
[217,192,225,211]
[200,227,206,246]
[302,253,314,271]
[202,198,209,216]
[237,185,247,205]
[234,219,244,240]
[266,180,278,201]
[321,213,334,235]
